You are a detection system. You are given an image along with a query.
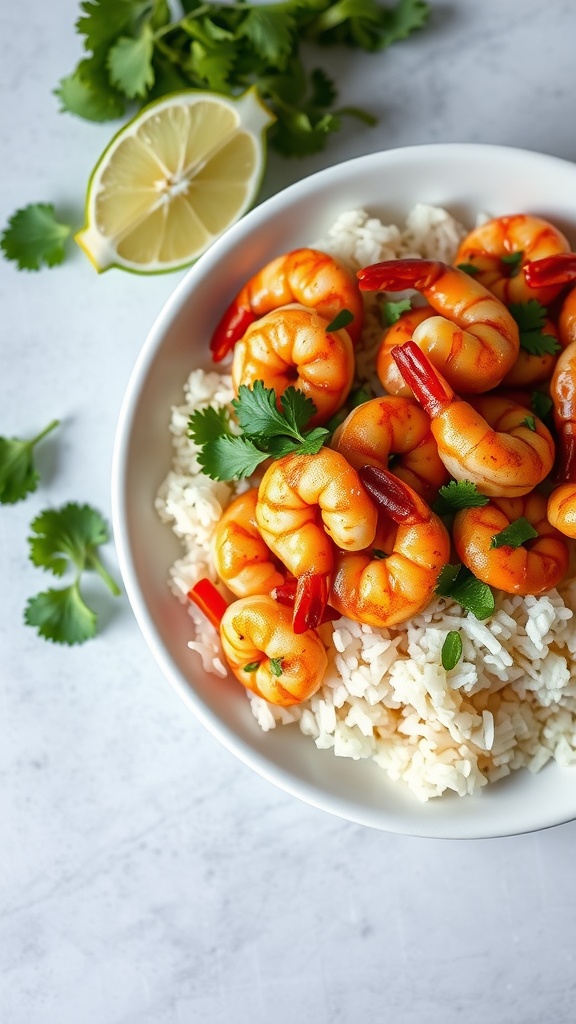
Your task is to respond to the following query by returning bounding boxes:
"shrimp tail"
[293,572,330,634]
[210,299,255,362]
[358,465,424,524]
[525,253,576,289]
[357,258,443,293]
[391,341,454,417]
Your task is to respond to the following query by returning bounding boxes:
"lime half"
[75,88,275,274]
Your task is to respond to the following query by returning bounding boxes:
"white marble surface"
[3,2,576,1021]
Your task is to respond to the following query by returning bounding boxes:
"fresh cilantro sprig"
[25,502,121,645]
[509,300,561,357]
[531,390,553,423]
[1,205,73,271]
[435,563,495,620]
[0,420,60,504]
[55,0,429,157]
[432,480,489,516]
[490,517,538,550]
[188,382,329,481]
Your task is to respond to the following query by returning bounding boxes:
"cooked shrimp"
[547,485,576,539]
[376,304,435,396]
[524,253,576,347]
[331,394,449,502]
[231,304,355,425]
[453,492,569,595]
[357,259,519,393]
[454,214,570,305]
[220,595,327,706]
[500,317,559,389]
[256,448,378,631]
[210,248,364,361]
[329,468,450,628]
[392,341,555,497]
[212,489,284,598]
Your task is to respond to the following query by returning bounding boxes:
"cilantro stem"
[86,554,121,597]
[30,418,60,447]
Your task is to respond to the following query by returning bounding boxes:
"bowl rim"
[112,141,576,839]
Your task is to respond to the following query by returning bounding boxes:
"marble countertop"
[3,1,576,1021]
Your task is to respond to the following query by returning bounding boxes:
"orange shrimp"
[524,253,576,347]
[376,304,435,396]
[392,341,555,497]
[500,317,559,389]
[545,338,576,538]
[220,595,327,706]
[210,248,364,361]
[331,394,449,503]
[255,448,378,632]
[231,304,355,425]
[329,468,450,628]
[454,214,570,305]
[453,492,569,596]
[212,489,284,598]
[357,259,519,393]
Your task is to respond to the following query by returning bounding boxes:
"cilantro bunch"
[56,0,429,158]
[188,380,329,480]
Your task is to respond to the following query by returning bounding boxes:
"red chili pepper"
[187,578,228,630]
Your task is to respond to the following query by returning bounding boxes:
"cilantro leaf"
[269,656,284,676]
[435,563,495,620]
[1,205,72,271]
[456,262,480,276]
[25,585,98,645]
[432,480,489,515]
[278,387,318,435]
[501,250,523,275]
[307,0,429,51]
[243,660,261,673]
[380,297,412,325]
[25,502,121,645]
[55,62,126,121]
[521,415,536,432]
[0,420,59,504]
[509,300,561,356]
[107,25,155,98]
[197,436,269,481]
[531,391,553,422]
[490,517,538,550]
[232,381,314,441]
[326,308,354,332]
[441,630,463,671]
[238,6,296,68]
[187,405,232,446]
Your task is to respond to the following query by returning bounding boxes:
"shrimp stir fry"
[185,220,576,707]
[359,259,519,394]
[210,247,364,362]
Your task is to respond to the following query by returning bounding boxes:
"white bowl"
[112,142,576,839]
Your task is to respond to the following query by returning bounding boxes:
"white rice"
[155,204,576,802]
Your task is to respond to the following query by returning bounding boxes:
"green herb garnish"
[1,205,72,270]
[432,480,489,515]
[326,308,354,332]
[441,630,463,671]
[456,262,480,276]
[243,661,261,673]
[435,563,495,620]
[531,390,554,422]
[521,415,536,432]
[188,381,329,481]
[0,420,60,504]
[380,297,412,325]
[25,502,121,645]
[269,657,284,677]
[509,300,561,357]
[55,0,430,159]
[490,517,538,549]
[501,250,523,275]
